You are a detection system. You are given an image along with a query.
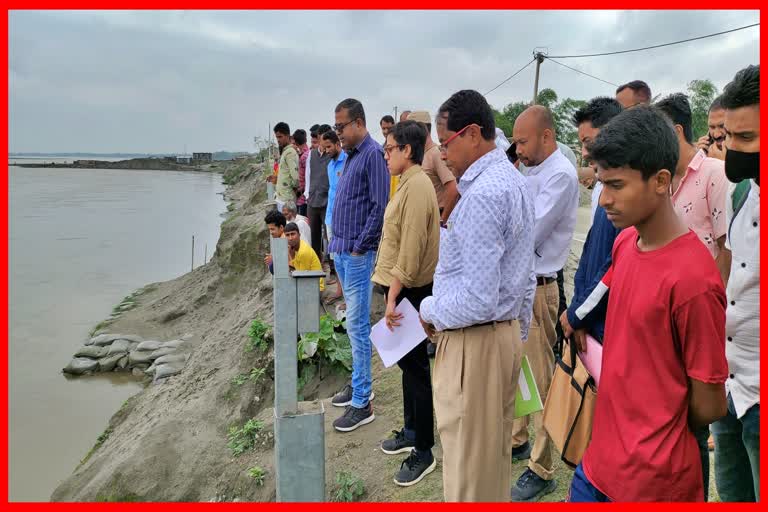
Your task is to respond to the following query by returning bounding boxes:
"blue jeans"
[712,394,760,502]
[568,464,611,502]
[693,425,710,502]
[334,251,375,408]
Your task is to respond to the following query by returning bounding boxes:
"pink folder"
[577,334,603,387]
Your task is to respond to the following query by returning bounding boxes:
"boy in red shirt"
[568,106,729,502]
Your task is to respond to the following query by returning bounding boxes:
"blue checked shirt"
[420,148,537,339]
[329,133,389,254]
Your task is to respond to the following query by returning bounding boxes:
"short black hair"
[616,80,652,104]
[721,64,760,110]
[321,130,339,144]
[655,93,694,144]
[335,98,366,126]
[292,129,307,146]
[388,120,427,165]
[273,122,290,136]
[572,97,624,129]
[309,124,320,138]
[317,124,332,135]
[380,115,395,124]
[264,209,286,228]
[588,105,679,180]
[437,89,495,140]
[709,95,725,113]
[284,222,299,234]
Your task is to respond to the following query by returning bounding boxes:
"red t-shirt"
[582,227,728,502]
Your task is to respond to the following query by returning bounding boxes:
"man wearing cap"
[407,110,459,226]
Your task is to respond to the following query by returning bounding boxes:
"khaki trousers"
[433,320,523,502]
[510,281,559,480]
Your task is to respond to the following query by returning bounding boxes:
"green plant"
[332,471,365,502]
[231,367,266,387]
[227,419,264,456]
[250,367,266,382]
[231,373,248,386]
[79,427,113,466]
[298,314,352,372]
[246,318,270,352]
[248,466,267,486]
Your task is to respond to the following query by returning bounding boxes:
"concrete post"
[270,236,326,501]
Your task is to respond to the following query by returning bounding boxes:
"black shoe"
[394,450,436,487]
[331,384,374,408]
[511,441,532,461]
[381,429,416,455]
[426,342,436,358]
[333,404,375,432]
[510,468,557,502]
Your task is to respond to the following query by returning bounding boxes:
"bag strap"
[729,180,751,240]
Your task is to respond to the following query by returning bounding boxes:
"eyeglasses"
[334,119,357,133]
[439,124,479,152]
[383,144,404,156]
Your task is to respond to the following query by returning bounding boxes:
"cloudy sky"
[9,10,760,154]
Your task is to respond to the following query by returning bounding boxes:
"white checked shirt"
[724,179,760,418]
[521,148,579,277]
[420,148,536,339]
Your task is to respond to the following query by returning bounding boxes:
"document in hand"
[370,298,427,368]
[515,355,543,418]
[577,334,603,387]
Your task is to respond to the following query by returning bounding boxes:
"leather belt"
[537,276,556,286]
[443,320,514,333]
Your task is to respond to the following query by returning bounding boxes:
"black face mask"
[725,148,760,185]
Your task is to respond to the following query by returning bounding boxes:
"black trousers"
[554,268,567,359]
[381,282,435,452]
[297,203,308,217]
[307,205,326,261]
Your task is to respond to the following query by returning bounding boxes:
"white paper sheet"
[370,298,428,368]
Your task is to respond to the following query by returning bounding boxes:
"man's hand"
[708,142,726,161]
[419,314,436,339]
[696,134,711,152]
[264,253,273,266]
[577,166,596,188]
[385,299,404,331]
[559,310,574,338]
[573,328,588,353]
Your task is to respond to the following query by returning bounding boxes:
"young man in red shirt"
[568,106,729,502]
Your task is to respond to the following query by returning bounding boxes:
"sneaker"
[331,384,374,408]
[511,441,532,461]
[510,468,557,502]
[333,404,375,432]
[381,429,416,455]
[426,342,436,358]
[394,450,436,487]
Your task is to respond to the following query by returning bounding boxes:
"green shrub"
[227,419,264,456]
[246,318,270,352]
[332,471,365,502]
[248,466,267,486]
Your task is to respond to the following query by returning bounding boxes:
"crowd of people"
[261,64,760,502]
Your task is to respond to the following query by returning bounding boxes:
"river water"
[8,165,226,501]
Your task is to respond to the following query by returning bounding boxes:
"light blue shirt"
[420,148,537,339]
[325,149,348,227]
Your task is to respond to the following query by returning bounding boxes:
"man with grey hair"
[282,201,311,244]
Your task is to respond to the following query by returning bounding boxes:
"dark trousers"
[694,425,710,501]
[382,282,435,452]
[307,205,326,261]
[297,203,308,217]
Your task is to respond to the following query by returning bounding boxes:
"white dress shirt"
[420,148,536,339]
[591,181,603,221]
[724,179,760,418]
[521,148,579,277]
[292,215,312,244]
[303,149,312,200]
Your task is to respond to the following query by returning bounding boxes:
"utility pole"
[393,106,398,121]
[532,51,546,105]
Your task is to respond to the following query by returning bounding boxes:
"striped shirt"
[329,133,389,254]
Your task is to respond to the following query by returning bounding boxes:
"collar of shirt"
[521,147,564,177]
[424,138,436,152]
[457,148,507,196]
[345,132,374,156]
[687,148,707,173]
[396,165,421,191]
[330,150,347,165]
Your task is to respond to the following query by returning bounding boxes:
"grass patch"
[246,318,270,352]
[248,466,267,486]
[79,427,113,467]
[331,471,365,502]
[227,419,264,456]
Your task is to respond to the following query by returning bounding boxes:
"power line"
[544,57,619,88]
[548,22,759,59]
[483,58,536,96]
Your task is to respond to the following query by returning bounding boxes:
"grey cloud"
[9,9,759,153]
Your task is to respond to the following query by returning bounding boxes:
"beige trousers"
[433,320,523,502]
[510,281,559,480]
